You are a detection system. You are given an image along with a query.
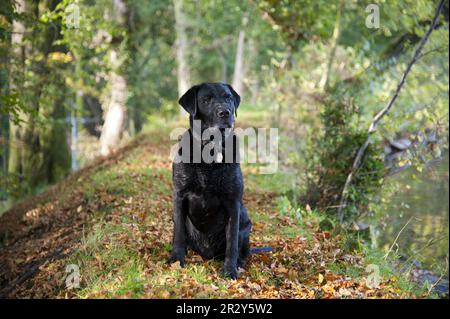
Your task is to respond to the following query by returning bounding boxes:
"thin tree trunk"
[71,58,83,171]
[100,49,128,156]
[99,0,128,156]
[217,48,227,83]
[250,79,259,105]
[71,98,79,172]
[319,0,344,91]
[232,15,248,96]
[8,0,27,178]
[336,0,445,223]
[248,39,259,105]
[8,0,70,194]
[173,0,190,106]
[41,0,71,184]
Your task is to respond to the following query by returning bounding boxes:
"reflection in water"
[372,153,449,273]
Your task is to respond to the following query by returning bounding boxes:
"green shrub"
[305,85,385,222]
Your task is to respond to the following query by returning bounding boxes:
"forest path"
[0,121,412,298]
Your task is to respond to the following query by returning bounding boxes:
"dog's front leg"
[224,201,240,279]
[168,196,186,266]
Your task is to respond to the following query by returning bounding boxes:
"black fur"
[168,83,259,279]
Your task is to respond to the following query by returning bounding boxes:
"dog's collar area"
[189,128,233,148]
[183,128,236,164]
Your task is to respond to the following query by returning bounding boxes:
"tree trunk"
[319,0,344,91]
[232,15,248,97]
[8,0,28,178]
[42,0,71,184]
[99,0,128,156]
[100,54,127,156]
[217,48,227,83]
[7,0,71,197]
[173,0,190,105]
[248,39,259,105]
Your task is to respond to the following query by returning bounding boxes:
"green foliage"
[305,84,385,221]
[0,93,37,125]
[258,0,340,47]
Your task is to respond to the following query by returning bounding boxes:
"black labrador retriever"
[168,82,269,279]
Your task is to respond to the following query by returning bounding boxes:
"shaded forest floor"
[0,112,426,298]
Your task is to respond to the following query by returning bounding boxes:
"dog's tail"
[250,246,273,254]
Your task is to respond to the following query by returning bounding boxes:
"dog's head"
[179,83,240,131]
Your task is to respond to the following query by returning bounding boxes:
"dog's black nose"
[217,109,230,118]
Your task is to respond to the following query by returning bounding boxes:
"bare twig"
[383,217,415,260]
[400,234,449,268]
[336,0,446,223]
[417,45,449,60]
[426,259,449,297]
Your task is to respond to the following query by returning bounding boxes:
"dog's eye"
[225,94,232,100]
[202,96,211,103]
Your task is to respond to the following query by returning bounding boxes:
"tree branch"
[336,0,446,224]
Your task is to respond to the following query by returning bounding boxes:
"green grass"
[238,103,270,127]
[245,170,296,194]
[362,247,428,296]
[68,218,147,298]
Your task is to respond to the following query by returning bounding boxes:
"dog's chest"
[192,165,241,195]
[181,165,242,232]
[196,168,223,189]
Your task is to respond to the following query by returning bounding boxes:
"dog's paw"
[224,266,238,280]
[167,253,185,267]
[237,258,246,269]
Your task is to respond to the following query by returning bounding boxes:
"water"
[372,154,449,274]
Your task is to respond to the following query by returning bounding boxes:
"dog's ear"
[226,84,241,117]
[179,85,199,117]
